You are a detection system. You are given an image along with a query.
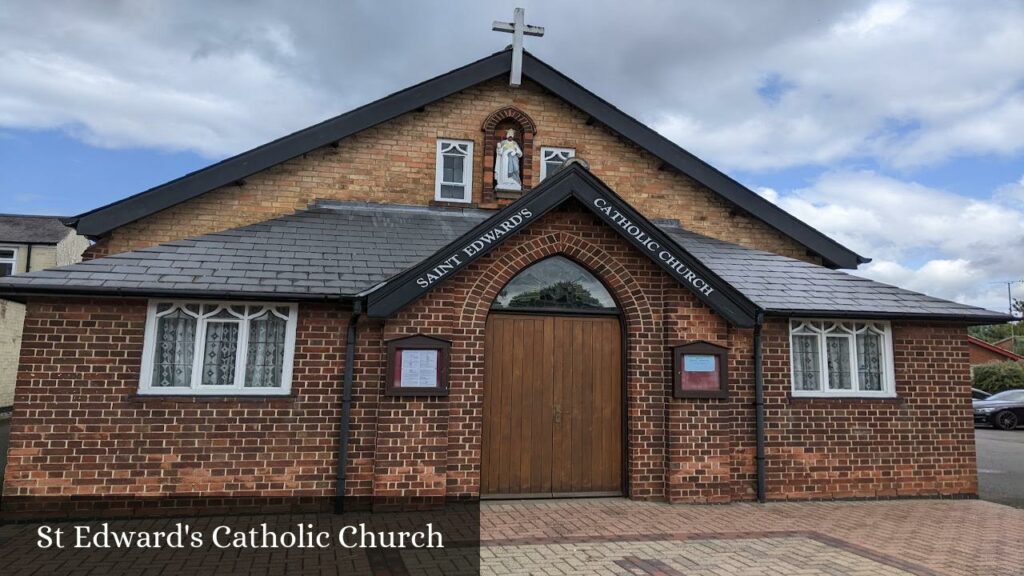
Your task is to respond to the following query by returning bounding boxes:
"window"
[139,301,297,395]
[435,139,474,203]
[540,147,575,181]
[492,256,616,313]
[789,320,895,397]
[0,247,17,276]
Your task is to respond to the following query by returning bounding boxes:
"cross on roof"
[492,7,544,87]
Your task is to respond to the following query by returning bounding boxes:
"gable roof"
[0,214,74,244]
[65,48,867,269]
[0,164,1008,325]
[969,336,1023,361]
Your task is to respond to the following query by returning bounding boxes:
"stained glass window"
[492,256,616,312]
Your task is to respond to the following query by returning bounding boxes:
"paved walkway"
[480,498,1024,576]
[0,498,1020,575]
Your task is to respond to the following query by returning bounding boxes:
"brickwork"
[5,203,977,506]
[85,77,816,264]
[761,320,977,500]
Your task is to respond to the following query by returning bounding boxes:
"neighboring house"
[968,335,1023,365]
[0,215,90,410]
[0,48,1012,516]
[993,336,1024,355]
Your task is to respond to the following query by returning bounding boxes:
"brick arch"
[481,106,537,133]
[458,231,654,334]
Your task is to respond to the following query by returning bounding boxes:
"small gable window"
[540,147,575,181]
[435,139,474,203]
[139,301,298,395]
[789,320,895,398]
[492,256,617,313]
[0,247,17,276]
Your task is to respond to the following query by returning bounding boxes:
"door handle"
[553,405,562,423]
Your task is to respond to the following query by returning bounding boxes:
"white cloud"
[766,171,1024,312]
[0,0,1021,170]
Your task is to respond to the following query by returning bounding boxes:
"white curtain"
[152,311,196,387]
[245,313,287,387]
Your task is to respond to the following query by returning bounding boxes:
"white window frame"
[434,139,474,203]
[540,147,575,181]
[0,246,18,276]
[139,300,298,396]
[789,319,896,398]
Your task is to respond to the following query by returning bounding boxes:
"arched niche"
[481,107,537,202]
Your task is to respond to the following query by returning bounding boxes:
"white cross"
[492,7,544,87]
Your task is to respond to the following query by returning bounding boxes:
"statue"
[494,129,523,191]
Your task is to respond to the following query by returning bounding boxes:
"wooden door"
[482,313,623,497]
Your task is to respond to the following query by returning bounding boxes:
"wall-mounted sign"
[385,335,451,396]
[673,341,729,399]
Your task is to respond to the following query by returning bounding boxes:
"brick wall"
[3,299,350,502]
[968,339,1020,364]
[87,77,816,265]
[6,204,976,509]
[761,320,977,500]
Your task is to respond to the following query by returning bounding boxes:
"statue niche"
[482,107,536,202]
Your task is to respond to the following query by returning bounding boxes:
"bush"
[973,361,1024,394]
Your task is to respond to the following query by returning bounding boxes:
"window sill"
[127,393,295,403]
[788,393,901,404]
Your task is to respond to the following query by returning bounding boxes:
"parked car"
[973,389,1024,430]
[972,388,991,400]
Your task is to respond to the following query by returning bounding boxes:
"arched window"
[492,256,617,313]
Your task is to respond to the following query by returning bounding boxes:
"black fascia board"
[0,285,357,303]
[763,308,1014,325]
[69,49,865,271]
[521,53,868,269]
[69,50,513,237]
[366,164,759,327]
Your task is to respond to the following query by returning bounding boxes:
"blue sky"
[1,0,1022,312]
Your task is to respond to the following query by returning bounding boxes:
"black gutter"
[335,299,363,514]
[753,311,766,503]
[25,244,32,273]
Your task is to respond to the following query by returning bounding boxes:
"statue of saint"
[494,129,523,191]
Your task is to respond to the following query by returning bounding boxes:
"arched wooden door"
[480,257,624,498]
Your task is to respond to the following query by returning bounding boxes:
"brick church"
[0,36,1009,514]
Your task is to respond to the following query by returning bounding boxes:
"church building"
[0,25,1009,515]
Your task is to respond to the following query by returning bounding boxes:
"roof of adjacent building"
[63,48,867,269]
[968,336,1023,361]
[0,198,1007,323]
[0,214,74,244]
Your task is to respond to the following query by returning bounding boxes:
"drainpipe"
[753,311,766,503]
[335,299,363,514]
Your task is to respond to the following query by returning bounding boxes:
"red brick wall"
[5,204,977,508]
[3,299,350,501]
[760,320,977,500]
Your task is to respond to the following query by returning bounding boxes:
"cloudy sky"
[1,0,1022,313]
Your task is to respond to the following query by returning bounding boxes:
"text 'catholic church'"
[0,13,1010,516]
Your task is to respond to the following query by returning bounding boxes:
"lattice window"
[789,320,895,397]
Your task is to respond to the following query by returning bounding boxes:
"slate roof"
[0,214,74,244]
[659,225,1004,320]
[0,201,1007,322]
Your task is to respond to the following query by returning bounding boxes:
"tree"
[1014,298,1024,319]
[508,280,602,309]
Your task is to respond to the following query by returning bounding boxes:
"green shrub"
[973,361,1024,394]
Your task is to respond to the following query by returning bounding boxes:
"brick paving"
[0,498,1021,575]
[479,498,1024,576]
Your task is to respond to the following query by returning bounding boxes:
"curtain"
[857,331,883,391]
[152,311,196,387]
[792,334,820,391]
[826,336,852,390]
[245,313,287,387]
[201,321,239,386]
